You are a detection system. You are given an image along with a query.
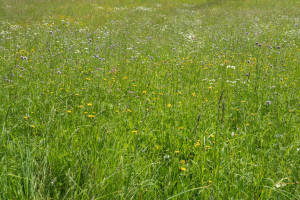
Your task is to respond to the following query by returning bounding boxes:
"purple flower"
[57,71,61,74]
[265,101,271,106]
[277,46,280,49]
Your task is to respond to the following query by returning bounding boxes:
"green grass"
[0,0,299,199]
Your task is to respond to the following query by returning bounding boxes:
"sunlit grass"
[0,0,299,199]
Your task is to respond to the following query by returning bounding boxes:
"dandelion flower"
[87,103,92,106]
[67,110,72,114]
[167,104,171,108]
[132,130,138,134]
[180,167,186,172]
[88,115,95,118]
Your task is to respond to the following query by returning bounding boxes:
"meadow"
[0,0,299,199]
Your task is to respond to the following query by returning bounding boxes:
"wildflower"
[265,101,271,105]
[175,150,180,154]
[155,145,159,149]
[167,104,172,108]
[67,110,71,114]
[288,110,292,113]
[88,115,95,118]
[209,180,213,184]
[78,105,84,108]
[87,103,92,106]
[206,145,210,149]
[179,127,184,130]
[75,93,79,96]
[210,134,215,138]
[180,160,186,164]
[192,93,196,97]
[132,130,138,134]
[84,112,88,114]
[242,101,246,103]
[246,123,250,127]
[31,125,35,128]
[24,116,28,120]
[142,91,146,94]
[115,110,119,113]
[236,109,239,111]
[268,122,272,126]
[127,109,131,112]
[226,65,235,69]
[180,167,186,172]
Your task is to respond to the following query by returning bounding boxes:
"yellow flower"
[209,180,213,184]
[268,122,272,126]
[75,94,79,96]
[206,145,210,149]
[86,78,91,81]
[87,103,92,106]
[115,110,119,113]
[242,101,246,103]
[88,115,95,118]
[31,125,35,128]
[24,116,28,120]
[67,110,72,114]
[180,160,186,164]
[155,145,159,149]
[236,108,239,111]
[175,150,180,154]
[127,109,131,112]
[84,112,88,114]
[132,130,138,134]
[142,91,146,94]
[210,134,215,138]
[180,167,186,172]
[167,104,172,108]
[246,123,250,127]
[179,127,184,130]
[192,93,196,97]
[78,105,84,108]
